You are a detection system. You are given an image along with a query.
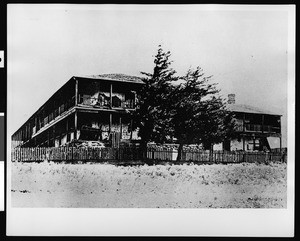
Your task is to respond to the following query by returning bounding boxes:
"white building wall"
[230,139,244,151]
[55,139,60,147]
[121,124,130,139]
[61,134,67,145]
[213,143,223,151]
[76,130,80,139]
[230,138,259,151]
[131,128,140,140]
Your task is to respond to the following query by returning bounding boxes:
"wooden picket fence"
[181,150,286,163]
[11,147,142,162]
[181,151,244,163]
[11,147,287,164]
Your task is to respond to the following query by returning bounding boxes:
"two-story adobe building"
[11,74,144,148]
[221,94,282,152]
[12,77,282,152]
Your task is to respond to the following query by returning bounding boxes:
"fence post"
[72,147,74,161]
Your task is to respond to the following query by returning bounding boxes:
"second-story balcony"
[32,93,136,138]
[33,96,76,135]
[243,124,280,134]
[235,123,280,134]
[78,94,136,109]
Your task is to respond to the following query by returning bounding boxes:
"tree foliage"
[169,67,236,160]
[132,46,177,151]
[133,46,236,160]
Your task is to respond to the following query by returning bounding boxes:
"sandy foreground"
[11,161,287,208]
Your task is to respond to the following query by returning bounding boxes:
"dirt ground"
[11,161,287,208]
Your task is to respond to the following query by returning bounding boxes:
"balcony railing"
[244,124,280,133]
[245,124,262,132]
[78,95,135,109]
[235,124,244,132]
[36,96,76,132]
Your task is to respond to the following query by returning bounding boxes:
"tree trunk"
[140,141,148,161]
[209,143,213,162]
[176,142,184,161]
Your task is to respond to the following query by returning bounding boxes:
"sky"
[7,4,294,147]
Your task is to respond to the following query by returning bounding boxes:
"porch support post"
[66,118,69,133]
[74,111,78,139]
[119,116,122,139]
[130,119,133,140]
[109,113,112,133]
[279,116,282,152]
[47,130,50,147]
[279,135,282,152]
[243,113,246,151]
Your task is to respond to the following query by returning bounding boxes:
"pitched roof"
[76,73,144,84]
[226,104,281,116]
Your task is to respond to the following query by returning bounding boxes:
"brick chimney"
[228,94,235,104]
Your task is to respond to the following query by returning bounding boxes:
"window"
[249,139,260,151]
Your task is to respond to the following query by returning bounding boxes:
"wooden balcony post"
[25,125,27,140]
[262,114,264,133]
[75,77,78,106]
[133,91,136,108]
[243,113,246,132]
[28,122,30,140]
[110,83,113,108]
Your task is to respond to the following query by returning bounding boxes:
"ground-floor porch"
[21,108,140,147]
[213,133,282,152]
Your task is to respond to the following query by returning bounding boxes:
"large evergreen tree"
[132,46,177,154]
